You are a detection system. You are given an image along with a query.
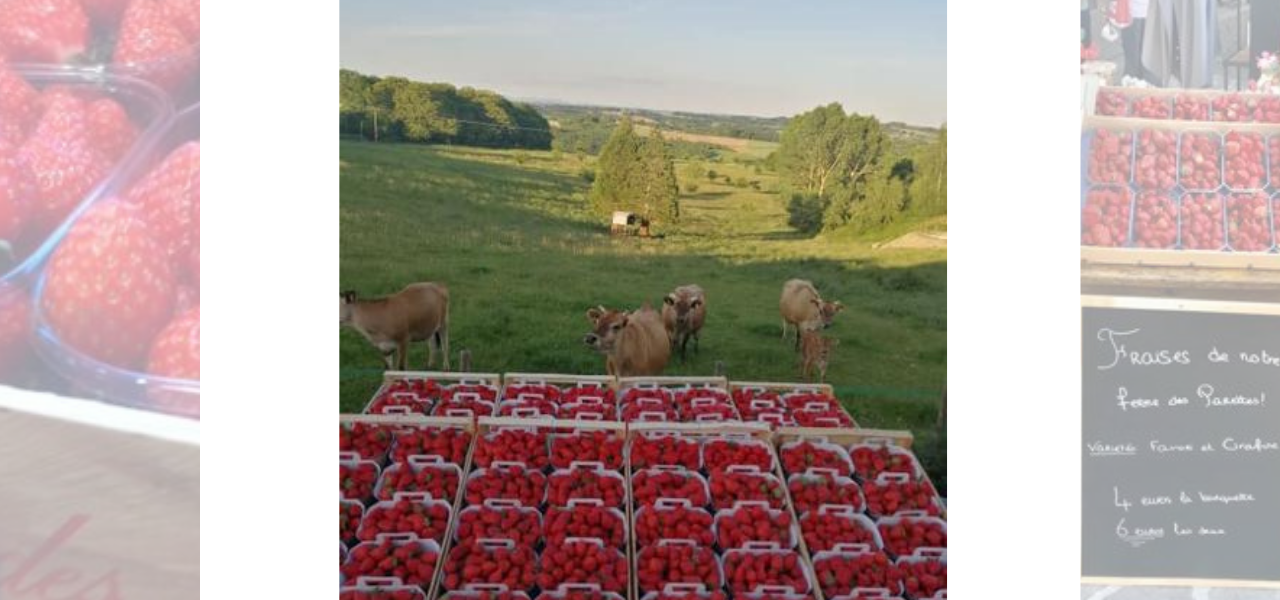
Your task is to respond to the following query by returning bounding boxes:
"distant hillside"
[339,69,551,149]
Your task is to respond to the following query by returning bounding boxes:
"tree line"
[339,69,552,149]
[588,119,680,230]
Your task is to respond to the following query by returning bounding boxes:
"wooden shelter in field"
[610,211,650,237]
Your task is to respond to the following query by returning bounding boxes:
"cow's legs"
[439,319,450,372]
[381,347,396,370]
[396,337,409,371]
[679,332,690,362]
[693,332,700,354]
[781,320,788,341]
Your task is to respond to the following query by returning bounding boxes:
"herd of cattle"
[340,279,844,381]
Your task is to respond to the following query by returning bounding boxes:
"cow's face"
[340,292,357,325]
[813,299,844,329]
[664,293,703,328]
[584,306,628,353]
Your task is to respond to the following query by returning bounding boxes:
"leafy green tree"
[706,169,718,181]
[776,103,888,231]
[588,120,679,227]
[589,118,644,216]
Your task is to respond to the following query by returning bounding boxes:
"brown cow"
[780,279,843,350]
[661,284,706,362]
[341,282,450,371]
[583,304,670,377]
[800,330,838,382]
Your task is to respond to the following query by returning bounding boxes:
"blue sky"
[340,1,946,126]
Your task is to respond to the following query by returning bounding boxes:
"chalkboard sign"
[1082,296,1280,586]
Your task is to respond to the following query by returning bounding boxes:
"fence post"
[459,349,472,372]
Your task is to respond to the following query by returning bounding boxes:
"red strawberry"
[1179,192,1225,250]
[1131,95,1171,119]
[390,427,471,466]
[464,464,546,507]
[127,141,198,279]
[1223,131,1266,190]
[340,589,423,600]
[683,402,738,422]
[559,402,613,420]
[440,384,498,403]
[375,458,460,502]
[340,500,363,544]
[1179,132,1222,190]
[340,458,380,502]
[1080,187,1131,247]
[634,500,714,547]
[544,501,626,548]
[646,591,727,600]
[877,516,947,558]
[630,434,700,470]
[1256,97,1280,123]
[20,94,113,233]
[41,199,176,369]
[147,305,198,379]
[800,508,878,553]
[703,439,773,473]
[1134,129,1178,190]
[113,0,197,93]
[899,557,946,599]
[779,442,852,477]
[1271,136,1280,188]
[1094,89,1127,116]
[0,0,89,64]
[550,430,623,470]
[812,551,902,597]
[632,468,708,507]
[0,145,33,243]
[498,397,556,418]
[861,476,940,518]
[786,471,863,514]
[1087,128,1133,184]
[0,60,38,144]
[622,387,672,406]
[342,536,440,587]
[368,378,440,414]
[714,503,794,549]
[709,468,786,510]
[442,540,537,591]
[792,408,854,428]
[562,384,614,405]
[731,388,782,416]
[1174,94,1210,120]
[636,541,722,592]
[673,387,731,414]
[622,397,678,422]
[1226,192,1272,252]
[456,501,541,546]
[162,0,199,42]
[502,384,562,403]
[358,495,451,544]
[546,467,624,507]
[781,392,838,412]
[722,549,809,595]
[85,98,137,162]
[1211,93,1249,122]
[340,422,394,463]
[849,445,919,482]
[1131,191,1178,249]
[537,539,628,593]
[473,428,549,469]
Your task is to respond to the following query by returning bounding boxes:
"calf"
[661,284,706,361]
[583,304,670,377]
[779,279,843,350]
[800,330,838,382]
[341,282,450,371]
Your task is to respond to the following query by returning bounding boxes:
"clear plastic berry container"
[799,505,883,554]
[537,583,625,600]
[1130,190,1180,249]
[712,500,800,550]
[1222,131,1269,192]
[1172,94,1210,121]
[1128,94,1173,120]
[1178,191,1227,251]
[1085,128,1134,185]
[30,102,195,416]
[442,584,532,600]
[1133,128,1180,191]
[340,576,429,600]
[1225,191,1274,252]
[893,548,946,600]
[874,512,947,560]
[1270,135,1280,189]
[1177,131,1224,192]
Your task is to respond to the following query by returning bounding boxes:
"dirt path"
[876,231,948,250]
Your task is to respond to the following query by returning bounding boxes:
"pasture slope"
[339,140,946,484]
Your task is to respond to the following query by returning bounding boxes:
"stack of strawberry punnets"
[367,378,444,414]
[433,384,500,417]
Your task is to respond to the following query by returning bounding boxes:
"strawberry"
[358,496,451,544]
[41,199,176,369]
[0,60,38,145]
[622,387,672,406]
[781,392,838,412]
[899,558,946,599]
[0,144,34,244]
[1134,129,1178,190]
[673,387,731,414]
[813,551,902,597]
[1131,191,1178,249]
[20,94,113,233]
[0,0,89,64]
[562,384,614,405]
[558,402,613,420]
[1080,187,1131,247]
[792,408,854,428]
[714,503,794,549]
[456,502,541,546]
[498,397,557,418]
[722,549,809,595]
[442,540,537,591]
[703,439,773,473]
[1094,89,1127,116]
[622,397,678,422]
[113,0,197,93]
[342,536,440,587]
[439,591,523,600]
[709,469,786,510]
[634,501,714,547]
[861,476,940,518]
[550,430,623,470]
[546,467,624,507]
[786,472,863,514]
[473,429,549,469]
[146,305,198,379]
[390,427,471,466]
[1174,94,1210,120]
[502,384,561,403]
[849,445,919,482]
[376,459,460,502]
[1256,97,1280,123]
[368,378,439,414]
[1223,131,1266,190]
[877,517,947,558]
[340,500,364,544]
[537,539,628,593]
[630,434,699,470]
[544,502,625,548]
[1179,192,1225,250]
[1131,95,1171,119]
[464,464,546,507]
[340,422,394,463]
[800,510,878,553]
[340,590,424,600]
[1271,136,1280,188]
[1226,192,1272,252]
[1087,129,1132,184]
[1179,132,1222,190]
[731,388,782,416]
[636,542,722,592]
[85,97,137,162]
[632,468,708,507]
[340,460,380,503]
[682,402,738,422]
[162,0,199,42]
[441,384,498,403]
[126,141,198,279]
[434,386,497,416]
[779,442,852,477]
[1211,93,1249,122]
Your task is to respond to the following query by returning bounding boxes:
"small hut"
[610,211,650,237]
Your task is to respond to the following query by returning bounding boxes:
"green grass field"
[339,140,946,486]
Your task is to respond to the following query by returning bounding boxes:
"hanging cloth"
[1141,0,1176,85]
[1175,0,1217,88]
